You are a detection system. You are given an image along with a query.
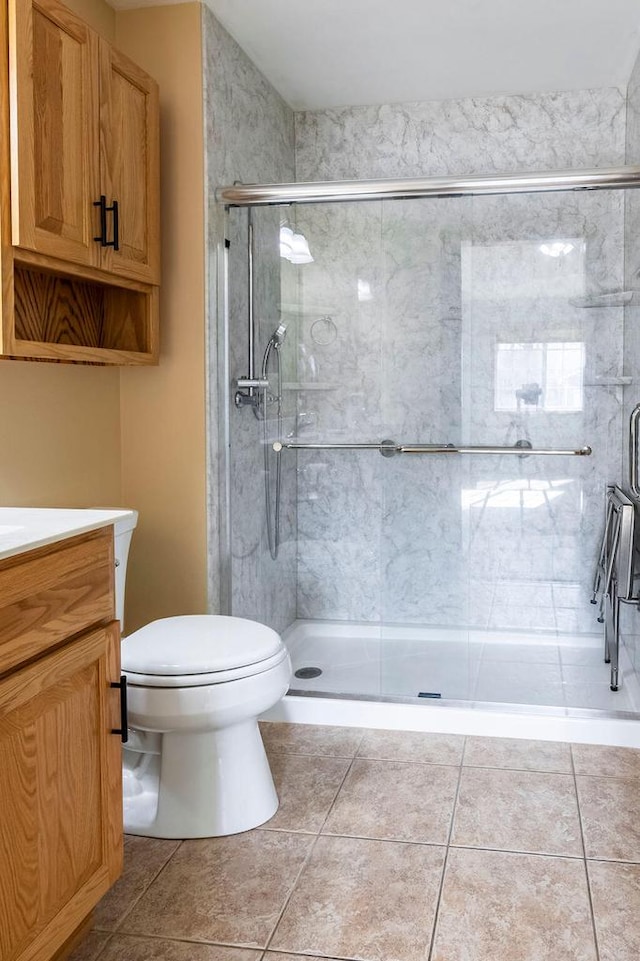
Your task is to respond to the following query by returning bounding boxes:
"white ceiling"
[112,0,640,111]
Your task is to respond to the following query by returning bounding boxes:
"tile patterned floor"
[70,723,640,961]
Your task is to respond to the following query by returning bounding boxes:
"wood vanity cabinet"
[0,0,160,363]
[0,528,124,961]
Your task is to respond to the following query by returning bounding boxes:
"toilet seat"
[124,645,289,687]
[122,614,288,688]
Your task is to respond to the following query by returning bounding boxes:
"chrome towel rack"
[272,439,593,458]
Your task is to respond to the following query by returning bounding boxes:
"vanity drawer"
[0,527,115,676]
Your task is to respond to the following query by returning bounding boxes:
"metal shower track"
[216,164,640,207]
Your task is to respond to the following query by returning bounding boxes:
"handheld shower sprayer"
[261,322,287,378]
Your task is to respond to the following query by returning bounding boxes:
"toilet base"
[123,719,278,838]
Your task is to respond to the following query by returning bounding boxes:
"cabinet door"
[0,623,123,961]
[99,41,160,284]
[8,0,101,266]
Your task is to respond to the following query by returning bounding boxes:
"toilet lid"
[121,615,283,676]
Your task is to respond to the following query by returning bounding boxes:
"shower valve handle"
[235,376,271,409]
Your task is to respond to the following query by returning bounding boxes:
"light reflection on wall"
[461,478,574,511]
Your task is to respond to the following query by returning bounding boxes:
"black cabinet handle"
[110,675,128,744]
[111,199,119,251]
[93,197,119,250]
[93,195,107,245]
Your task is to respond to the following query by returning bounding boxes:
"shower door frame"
[217,164,640,207]
[214,164,640,719]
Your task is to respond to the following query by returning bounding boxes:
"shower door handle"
[630,404,640,499]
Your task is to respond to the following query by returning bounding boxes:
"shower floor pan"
[263,619,640,748]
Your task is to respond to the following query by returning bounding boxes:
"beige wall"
[0,0,121,511]
[0,363,122,507]
[65,0,114,39]
[115,4,208,632]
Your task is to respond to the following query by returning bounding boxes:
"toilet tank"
[113,510,138,630]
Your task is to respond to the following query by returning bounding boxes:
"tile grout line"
[427,736,466,961]
[587,855,640,865]
[98,840,185,936]
[262,949,373,961]
[355,756,463,768]
[446,843,587,861]
[315,755,359,834]
[109,929,384,960]
[464,764,640,778]
[92,929,319,953]
[91,931,248,949]
[260,831,322,954]
[570,745,602,961]
[96,929,314,953]
[261,742,363,956]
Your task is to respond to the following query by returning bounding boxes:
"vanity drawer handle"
[110,674,129,744]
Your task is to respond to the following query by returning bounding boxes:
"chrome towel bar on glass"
[272,440,592,458]
[629,402,640,499]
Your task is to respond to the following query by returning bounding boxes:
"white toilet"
[113,511,291,839]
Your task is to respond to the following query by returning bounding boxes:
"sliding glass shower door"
[222,184,631,710]
[377,189,623,707]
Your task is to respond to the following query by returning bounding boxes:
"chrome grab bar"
[272,440,592,457]
[399,444,592,456]
[629,403,640,498]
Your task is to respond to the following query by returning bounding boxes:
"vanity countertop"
[0,507,136,562]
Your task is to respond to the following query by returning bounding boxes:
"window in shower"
[494,341,585,412]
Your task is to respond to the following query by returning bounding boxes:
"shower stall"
[215,165,640,727]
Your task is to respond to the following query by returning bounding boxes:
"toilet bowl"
[113,513,291,839]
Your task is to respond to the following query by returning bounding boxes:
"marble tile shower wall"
[203,9,297,632]
[293,88,627,631]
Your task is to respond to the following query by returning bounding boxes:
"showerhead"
[270,322,287,349]
[261,323,288,380]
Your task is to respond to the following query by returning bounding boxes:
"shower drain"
[294,666,323,679]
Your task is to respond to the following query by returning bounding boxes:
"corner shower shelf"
[569,291,634,308]
[278,303,335,316]
[584,375,633,387]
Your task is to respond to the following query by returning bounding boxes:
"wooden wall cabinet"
[0,0,160,364]
[0,528,123,961]
[99,41,160,285]
[10,0,100,269]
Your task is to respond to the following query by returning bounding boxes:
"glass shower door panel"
[379,188,624,707]
[467,190,620,707]
[225,205,298,636]
[378,197,476,701]
[289,201,386,696]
